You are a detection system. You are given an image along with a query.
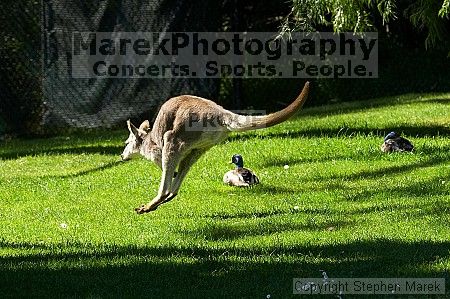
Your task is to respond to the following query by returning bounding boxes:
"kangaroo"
[121,81,310,214]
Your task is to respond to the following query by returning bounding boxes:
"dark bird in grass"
[223,154,260,187]
[381,131,414,153]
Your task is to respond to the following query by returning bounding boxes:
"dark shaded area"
[182,219,353,241]
[52,160,123,179]
[0,130,125,160]
[230,44,450,112]
[0,239,448,298]
[0,0,43,135]
[0,145,122,160]
[206,208,289,220]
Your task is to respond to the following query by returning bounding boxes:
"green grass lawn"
[0,93,449,298]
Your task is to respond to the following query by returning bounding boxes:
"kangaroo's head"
[121,120,150,161]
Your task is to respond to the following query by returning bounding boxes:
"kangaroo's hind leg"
[163,149,205,203]
[135,132,183,213]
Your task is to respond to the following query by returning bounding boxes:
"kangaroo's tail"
[227,81,310,132]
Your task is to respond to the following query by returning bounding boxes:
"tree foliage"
[282,0,450,49]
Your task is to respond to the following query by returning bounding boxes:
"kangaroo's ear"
[127,120,147,138]
[139,120,151,133]
[127,120,139,137]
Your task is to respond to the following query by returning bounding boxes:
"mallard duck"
[381,131,414,153]
[223,154,260,187]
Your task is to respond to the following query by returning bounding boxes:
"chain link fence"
[1,0,222,135]
[0,0,43,135]
[42,0,223,131]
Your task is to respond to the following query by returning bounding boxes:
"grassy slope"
[0,93,449,298]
